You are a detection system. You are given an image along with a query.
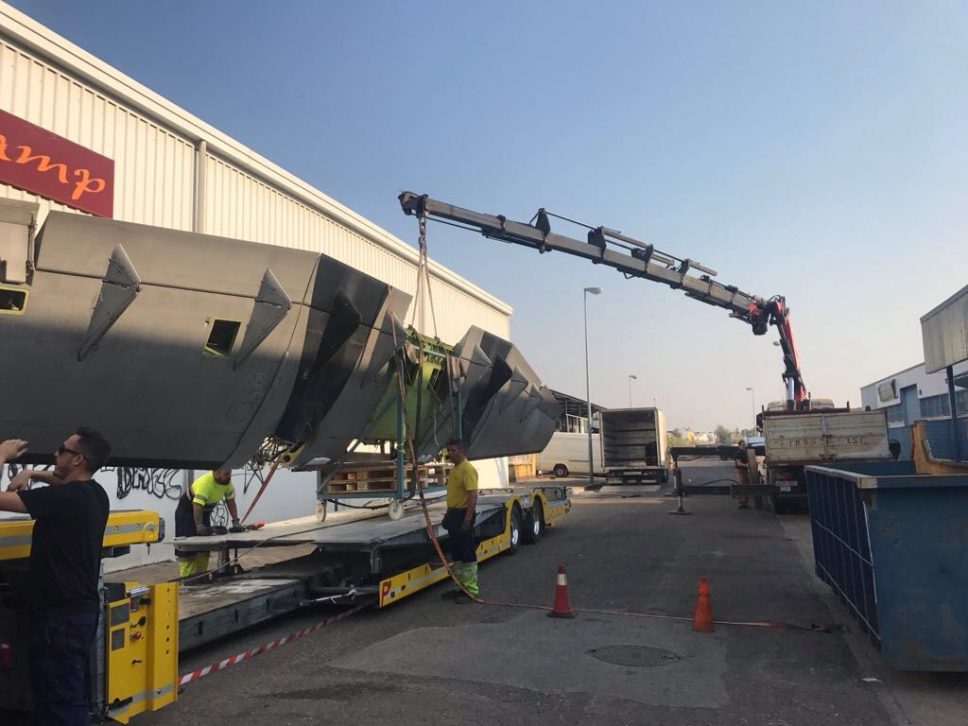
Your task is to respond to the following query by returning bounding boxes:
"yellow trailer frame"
[377,488,570,607]
[0,509,163,561]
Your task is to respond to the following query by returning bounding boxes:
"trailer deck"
[173,487,569,651]
[176,496,504,552]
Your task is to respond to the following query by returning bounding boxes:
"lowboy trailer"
[173,486,569,651]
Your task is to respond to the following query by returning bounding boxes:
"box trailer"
[599,408,668,489]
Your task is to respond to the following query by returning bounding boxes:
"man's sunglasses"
[57,444,84,458]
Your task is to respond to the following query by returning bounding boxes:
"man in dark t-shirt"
[734,439,752,509]
[0,427,111,725]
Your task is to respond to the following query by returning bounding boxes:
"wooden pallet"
[509,453,537,482]
[323,462,450,495]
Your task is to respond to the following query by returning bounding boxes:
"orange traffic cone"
[692,577,714,632]
[548,564,575,618]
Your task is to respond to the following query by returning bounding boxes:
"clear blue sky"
[10,0,968,432]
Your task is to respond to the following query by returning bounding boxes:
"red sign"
[0,109,114,217]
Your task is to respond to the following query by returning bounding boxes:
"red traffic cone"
[692,577,714,632]
[548,564,575,618]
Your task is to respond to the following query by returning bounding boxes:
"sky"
[8,0,967,432]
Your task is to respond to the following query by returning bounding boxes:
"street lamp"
[584,287,602,486]
[628,374,638,407]
[745,386,756,431]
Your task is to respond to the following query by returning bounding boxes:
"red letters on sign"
[0,109,114,217]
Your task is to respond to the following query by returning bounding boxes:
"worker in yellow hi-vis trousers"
[175,468,240,578]
[440,439,479,604]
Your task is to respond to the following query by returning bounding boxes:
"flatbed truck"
[758,408,891,513]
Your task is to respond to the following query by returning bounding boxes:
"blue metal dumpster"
[805,461,968,671]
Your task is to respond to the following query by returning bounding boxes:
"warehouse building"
[0,4,514,565]
[860,286,968,460]
[860,361,968,458]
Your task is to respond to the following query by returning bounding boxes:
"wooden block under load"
[357,468,396,492]
[323,463,450,495]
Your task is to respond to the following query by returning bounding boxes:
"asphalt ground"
[129,459,968,726]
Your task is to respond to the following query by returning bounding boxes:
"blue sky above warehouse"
[10,0,967,431]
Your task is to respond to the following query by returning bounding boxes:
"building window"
[920,394,951,419]
[958,390,968,417]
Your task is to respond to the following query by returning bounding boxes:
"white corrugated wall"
[0,36,197,229]
[202,154,509,343]
[0,4,511,345]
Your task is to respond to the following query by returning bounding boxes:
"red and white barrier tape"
[178,603,367,686]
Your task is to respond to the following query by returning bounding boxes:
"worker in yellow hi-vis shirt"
[174,468,241,578]
[440,439,479,604]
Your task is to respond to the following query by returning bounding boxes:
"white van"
[537,431,603,478]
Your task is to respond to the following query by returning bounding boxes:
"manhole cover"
[587,645,680,667]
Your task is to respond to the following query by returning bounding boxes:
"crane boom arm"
[399,191,805,404]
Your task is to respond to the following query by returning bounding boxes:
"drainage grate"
[587,645,680,667]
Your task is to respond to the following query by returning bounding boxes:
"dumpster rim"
[805,465,968,491]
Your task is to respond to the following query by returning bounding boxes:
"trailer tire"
[553,464,569,478]
[523,499,544,544]
[505,504,522,555]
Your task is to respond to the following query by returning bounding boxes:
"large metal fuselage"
[0,203,558,468]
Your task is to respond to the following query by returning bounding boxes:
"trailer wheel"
[388,500,405,521]
[553,464,569,478]
[505,504,522,555]
[523,499,544,544]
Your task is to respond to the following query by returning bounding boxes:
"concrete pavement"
[137,468,952,726]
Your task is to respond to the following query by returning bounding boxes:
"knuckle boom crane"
[399,192,806,408]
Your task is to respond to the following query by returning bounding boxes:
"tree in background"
[667,429,691,448]
[714,425,733,444]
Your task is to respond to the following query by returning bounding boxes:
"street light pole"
[628,374,637,407]
[584,287,602,486]
[746,386,756,431]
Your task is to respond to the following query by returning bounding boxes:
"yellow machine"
[103,580,178,723]
[0,510,177,723]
